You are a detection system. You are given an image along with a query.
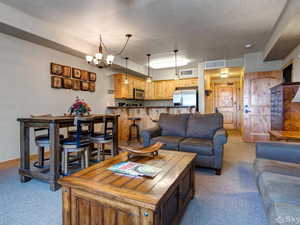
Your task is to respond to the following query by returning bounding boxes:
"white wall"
[151,63,198,80]
[283,43,300,82]
[244,52,282,73]
[0,33,118,162]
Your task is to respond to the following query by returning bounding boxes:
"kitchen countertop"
[107,106,196,109]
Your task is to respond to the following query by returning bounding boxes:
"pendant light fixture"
[124,57,129,84]
[86,34,132,68]
[146,54,152,83]
[174,50,179,80]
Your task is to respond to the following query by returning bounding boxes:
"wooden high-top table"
[17,114,119,191]
[59,150,196,225]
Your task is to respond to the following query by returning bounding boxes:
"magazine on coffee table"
[108,161,161,178]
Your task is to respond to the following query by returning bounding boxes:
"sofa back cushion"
[186,113,223,139]
[159,113,189,137]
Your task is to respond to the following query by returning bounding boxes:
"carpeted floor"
[0,131,267,225]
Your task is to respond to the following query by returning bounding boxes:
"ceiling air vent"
[204,60,226,70]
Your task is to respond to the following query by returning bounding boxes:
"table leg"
[49,122,61,191]
[112,117,119,156]
[20,122,31,182]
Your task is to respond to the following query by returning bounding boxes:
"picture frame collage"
[50,63,96,92]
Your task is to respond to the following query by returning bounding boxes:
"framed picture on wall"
[62,66,71,77]
[51,76,62,88]
[72,79,81,90]
[50,63,63,75]
[89,82,96,92]
[81,70,89,81]
[81,81,89,91]
[63,78,72,89]
[72,68,82,79]
[89,72,97,81]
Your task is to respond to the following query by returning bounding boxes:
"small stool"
[128,117,141,143]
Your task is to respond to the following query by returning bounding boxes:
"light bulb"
[106,55,114,64]
[124,78,129,84]
[85,55,93,63]
[93,58,99,65]
[146,77,152,83]
[220,73,228,78]
[95,53,103,60]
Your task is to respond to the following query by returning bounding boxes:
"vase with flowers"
[68,97,91,117]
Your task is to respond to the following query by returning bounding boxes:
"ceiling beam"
[0,2,147,76]
[263,0,300,61]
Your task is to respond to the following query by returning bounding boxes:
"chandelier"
[85,34,132,68]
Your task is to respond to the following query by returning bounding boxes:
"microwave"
[133,88,145,100]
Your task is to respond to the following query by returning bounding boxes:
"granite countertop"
[107,106,196,109]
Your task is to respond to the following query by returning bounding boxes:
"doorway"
[204,67,243,130]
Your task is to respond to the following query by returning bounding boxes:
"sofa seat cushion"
[258,172,300,209]
[179,138,213,156]
[268,202,300,225]
[186,113,223,139]
[254,158,300,180]
[159,113,189,137]
[151,136,184,150]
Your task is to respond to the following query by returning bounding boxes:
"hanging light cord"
[100,34,132,56]
[174,50,178,78]
[147,54,151,78]
[125,57,129,80]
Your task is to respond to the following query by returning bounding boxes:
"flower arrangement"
[68,97,91,116]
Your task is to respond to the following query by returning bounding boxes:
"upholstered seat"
[150,136,184,150]
[35,134,64,145]
[90,132,112,142]
[254,158,300,180]
[180,138,213,156]
[258,172,300,210]
[62,136,90,149]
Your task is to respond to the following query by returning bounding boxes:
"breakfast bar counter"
[106,106,196,142]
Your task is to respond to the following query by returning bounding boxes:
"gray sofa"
[254,142,300,225]
[141,113,228,175]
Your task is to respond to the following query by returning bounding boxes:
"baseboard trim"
[0,152,50,170]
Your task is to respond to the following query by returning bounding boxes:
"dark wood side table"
[17,114,119,191]
[269,130,300,142]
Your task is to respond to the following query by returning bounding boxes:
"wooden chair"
[90,117,113,161]
[61,117,93,175]
[31,114,64,168]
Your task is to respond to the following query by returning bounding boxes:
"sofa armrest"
[213,128,228,145]
[256,142,300,163]
[141,126,161,146]
[213,128,228,169]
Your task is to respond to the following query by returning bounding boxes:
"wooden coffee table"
[59,150,196,225]
[269,130,300,142]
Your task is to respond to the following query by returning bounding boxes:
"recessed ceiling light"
[150,57,190,69]
[245,44,252,49]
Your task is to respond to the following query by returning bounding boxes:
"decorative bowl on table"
[119,142,164,159]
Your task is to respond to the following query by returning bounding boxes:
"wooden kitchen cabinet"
[114,74,198,100]
[145,82,155,100]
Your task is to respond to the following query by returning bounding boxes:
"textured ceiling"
[0,0,287,66]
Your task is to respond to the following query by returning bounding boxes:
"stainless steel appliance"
[133,88,145,100]
[173,87,198,111]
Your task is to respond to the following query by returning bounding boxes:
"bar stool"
[90,117,113,161]
[61,117,92,175]
[128,117,141,143]
[31,114,64,168]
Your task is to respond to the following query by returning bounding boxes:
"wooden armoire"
[271,82,300,131]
